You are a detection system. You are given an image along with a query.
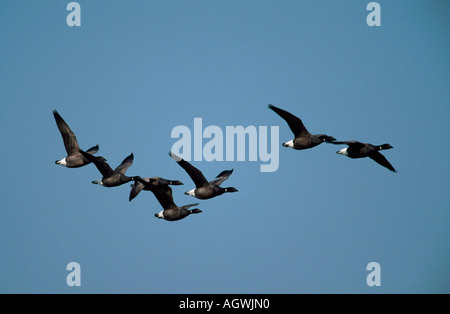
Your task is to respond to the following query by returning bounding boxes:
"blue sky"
[0,0,448,293]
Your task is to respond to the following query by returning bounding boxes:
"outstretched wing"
[210,169,233,186]
[169,152,208,188]
[138,178,176,210]
[129,180,146,202]
[86,144,99,155]
[79,149,114,177]
[115,153,134,174]
[268,104,309,137]
[53,110,80,155]
[369,152,397,173]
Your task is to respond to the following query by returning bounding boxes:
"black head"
[190,209,203,214]
[319,135,336,142]
[224,187,238,193]
[380,144,394,150]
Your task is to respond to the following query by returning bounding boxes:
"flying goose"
[169,152,238,200]
[129,177,183,202]
[53,110,99,168]
[268,104,336,150]
[79,150,139,187]
[136,177,202,221]
[330,141,397,173]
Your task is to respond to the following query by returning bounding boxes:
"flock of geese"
[53,105,396,221]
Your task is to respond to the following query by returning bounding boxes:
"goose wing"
[86,145,99,155]
[129,179,147,202]
[138,178,176,210]
[210,169,233,186]
[169,152,208,188]
[268,104,309,137]
[115,153,134,174]
[53,110,80,156]
[369,152,397,173]
[79,150,114,177]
